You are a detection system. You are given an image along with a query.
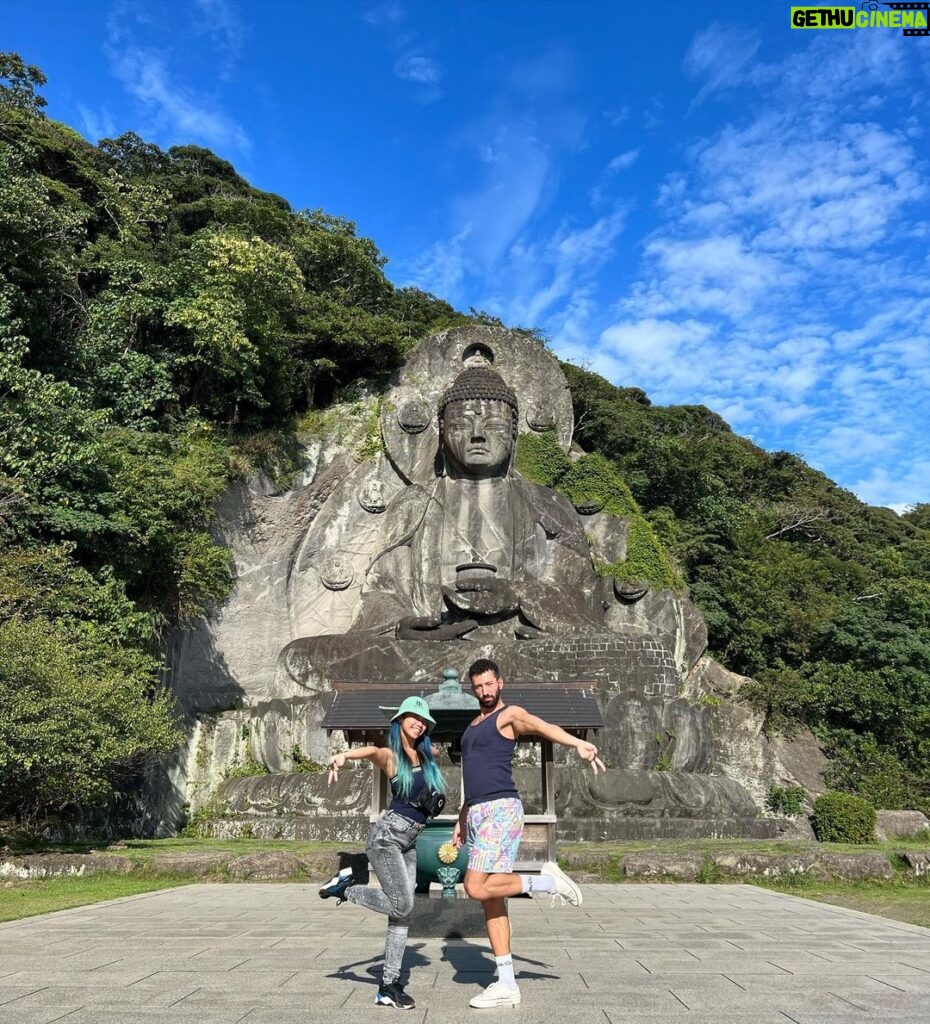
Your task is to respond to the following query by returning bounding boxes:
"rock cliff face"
[151,327,825,838]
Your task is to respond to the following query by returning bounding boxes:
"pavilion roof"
[321,680,603,738]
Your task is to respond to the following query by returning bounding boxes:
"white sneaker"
[469,981,521,1009]
[541,860,582,907]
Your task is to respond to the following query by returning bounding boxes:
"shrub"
[767,784,806,817]
[811,791,876,844]
[822,731,918,810]
[222,749,268,780]
[0,615,179,824]
[291,744,325,773]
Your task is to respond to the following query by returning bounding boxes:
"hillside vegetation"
[1,54,927,831]
[563,366,930,809]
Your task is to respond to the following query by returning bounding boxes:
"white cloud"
[362,1,405,26]
[404,225,474,300]
[607,148,641,172]
[453,125,551,267]
[363,1,442,99]
[493,207,628,328]
[600,317,713,366]
[394,53,442,85]
[77,104,117,142]
[108,44,248,150]
[851,460,930,510]
[603,105,630,127]
[627,234,794,320]
[104,3,248,151]
[193,0,243,78]
[683,23,761,106]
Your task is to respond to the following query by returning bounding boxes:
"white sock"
[495,954,516,989]
[520,873,555,894]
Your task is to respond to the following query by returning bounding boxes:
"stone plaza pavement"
[1,883,929,1024]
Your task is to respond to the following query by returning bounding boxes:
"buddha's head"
[438,367,518,479]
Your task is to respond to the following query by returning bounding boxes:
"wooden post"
[542,739,556,863]
[369,736,389,823]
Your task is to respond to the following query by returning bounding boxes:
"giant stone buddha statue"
[352,365,603,641]
[277,327,691,720]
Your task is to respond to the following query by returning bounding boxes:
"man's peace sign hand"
[576,740,606,774]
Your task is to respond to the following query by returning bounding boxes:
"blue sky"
[5,0,930,511]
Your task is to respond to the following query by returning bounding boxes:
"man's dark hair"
[467,658,500,681]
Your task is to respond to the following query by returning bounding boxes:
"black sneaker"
[375,982,416,1009]
[318,868,355,904]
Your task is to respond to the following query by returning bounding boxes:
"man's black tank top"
[389,765,427,825]
[461,707,519,805]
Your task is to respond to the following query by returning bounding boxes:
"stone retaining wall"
[5,847,928,883]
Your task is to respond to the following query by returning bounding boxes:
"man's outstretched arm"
[505,706,606,773]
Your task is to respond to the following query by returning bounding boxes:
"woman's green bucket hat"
[391,695,437,732]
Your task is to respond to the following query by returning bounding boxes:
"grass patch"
[559,837,929,858]
[0,872,195,923]
[754,875,930,929]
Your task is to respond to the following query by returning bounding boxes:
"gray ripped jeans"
[345,810,423,985]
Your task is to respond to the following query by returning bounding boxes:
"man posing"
[452,658,605,1009]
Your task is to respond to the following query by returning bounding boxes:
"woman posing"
[319,695,446,1010]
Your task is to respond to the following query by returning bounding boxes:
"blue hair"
[389,719,446,798]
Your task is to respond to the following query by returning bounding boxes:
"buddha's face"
[441,399,513,478]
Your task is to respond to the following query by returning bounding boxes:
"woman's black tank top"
[389,765,427,825]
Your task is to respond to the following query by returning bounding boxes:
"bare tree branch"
[764,503,836,541]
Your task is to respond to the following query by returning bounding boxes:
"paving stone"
[1,968,158,987]
[783,1017,930,1024]
[601,1016,822,1024]
[165,988,359,1010]
[720,974,901,995]
[102,956,251,972]
[11,984,201,1007]
[668,988,867,1014]
[766,958,930,976]
[0,1009,86,1024]
[0,985,46,1006]
[635,955,793,974]
[243,1012,427,1024]
[866,974,930,994]
[132,969,301,991]
[33,1012,252,1024]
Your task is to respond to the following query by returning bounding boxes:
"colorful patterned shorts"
[467,797,524,874]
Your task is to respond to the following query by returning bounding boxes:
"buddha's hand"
[445,576,519,616]
[396,615,479,640]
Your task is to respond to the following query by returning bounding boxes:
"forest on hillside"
[1,54,928,831]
